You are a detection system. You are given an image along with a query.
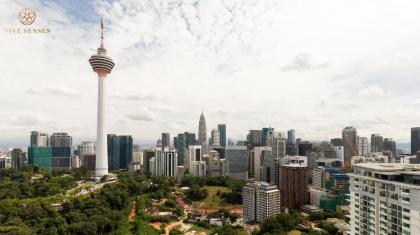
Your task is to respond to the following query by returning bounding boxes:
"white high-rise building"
[77,141,95,164]
[30,131,49,147]
[163,149,177,177]
[207,150,228,177]
[243,182,281,224]
[349,163,420,235]
[89,18,115,177]
[187,145,202,170]
[334,146,344,162]
[190,161,206,176]
[252,146,272,181]
[132,144,143,164]
[154,147,163,176]
[209,129,220,147]
[309,186,327,207]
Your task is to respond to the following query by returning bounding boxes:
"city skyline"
[2,0,420,144]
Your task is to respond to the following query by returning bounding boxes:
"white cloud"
[126,108,158,121]
[110,92,157,101]
[26,87,79,97]
[1,0,420,143]
[359,86,385,98]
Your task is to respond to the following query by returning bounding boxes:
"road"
[164,218,191,235]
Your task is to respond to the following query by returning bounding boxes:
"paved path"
[128,201,136,222]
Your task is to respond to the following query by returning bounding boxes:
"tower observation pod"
[89,17,115,177]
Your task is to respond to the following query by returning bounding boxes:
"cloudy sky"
[1,0,420,146]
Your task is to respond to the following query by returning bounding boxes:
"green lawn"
[188,224,210,233]
[191,186,240,210]
[288,230,302,235]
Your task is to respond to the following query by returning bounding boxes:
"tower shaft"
[96,75,108,176]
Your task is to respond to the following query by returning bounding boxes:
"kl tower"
[89,17,115,176]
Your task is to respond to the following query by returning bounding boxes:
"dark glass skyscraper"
[50,132,72,170]
[162,132,170,148]
[176,132,196,165]
[298,141,313,156]
[330,138,343,147]
[108,135,133,171]
[218,124,226,147]
[411,127,420,155]
[261,127,273,146]
[287,129,296,144]
[371,134,384,153]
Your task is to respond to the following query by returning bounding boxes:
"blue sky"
[1,0,420,146]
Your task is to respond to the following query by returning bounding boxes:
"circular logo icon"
[18,8,36,25]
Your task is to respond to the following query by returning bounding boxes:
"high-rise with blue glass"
[108,135,133,171]
[218,124,226,147]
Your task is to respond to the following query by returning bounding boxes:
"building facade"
[109,135,133,171]
[30,131,49,147]
[162,133,170,148]
[198,112,207,144]
[371,134,384,153]
[28,146,52,171]
[280,164,309,211]
[225,146,249,180]
[242,182,281,224]
[342,127,357,169]
[50,132,72,170]
[349,163,420,235]
[357,136,369,156]
[218,124,226,147]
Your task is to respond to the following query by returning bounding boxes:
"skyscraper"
[209,129,220,146]
[251,146,271,181]
[28,146,52,171]
[247,130,263,147]
[186,145,202,170]
[217,124,226,147]
[225,146,249,180]
[384,138,396,157]
[330,138,343,147]
[198,112,207,144]
[411,127,420,155]
[50,132,72,147]
[50,132,72,170]
[357,136,368,156]
[342,127,357,169]
[176,132,196,165]
[162,132,170,148]
[349,163,420,235]
[30,131,48,147]
[163,149,178,177]
[371,134,384,153]
[298,141,313,156]
[89,17,115,176]
[77,141,95,165]
[287,129,296,144]
[109,135,133,171]
[261,127,274,146]
[280,163,309,211]
[243,182,280,224]
[11,148,26,169]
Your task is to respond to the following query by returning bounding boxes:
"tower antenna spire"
[100,16,104,47]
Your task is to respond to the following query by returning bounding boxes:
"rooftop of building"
[353,163,420,171]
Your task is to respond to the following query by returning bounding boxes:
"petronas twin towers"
[198,111,207,144]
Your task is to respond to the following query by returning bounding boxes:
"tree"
[186,185,208,201]
[319,221,338,235]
